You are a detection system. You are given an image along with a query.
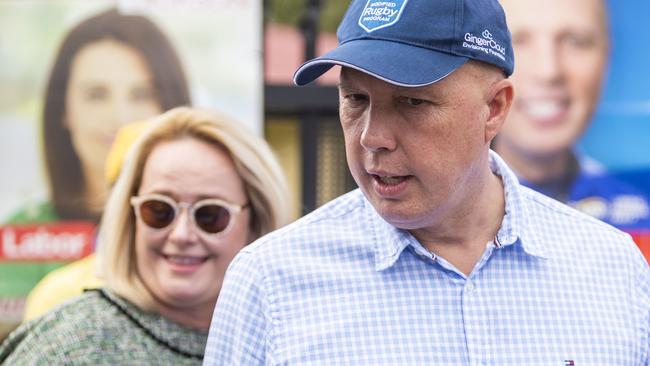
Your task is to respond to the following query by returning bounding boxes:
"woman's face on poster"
[64,39,163,190]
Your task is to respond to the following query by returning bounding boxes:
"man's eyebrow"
[337,80,356,90]
[338,69,356,86]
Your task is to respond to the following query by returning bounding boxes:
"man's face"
[499,0,609,158]
[338,65,495,230]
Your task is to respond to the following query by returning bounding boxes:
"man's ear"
[485,78,514,143]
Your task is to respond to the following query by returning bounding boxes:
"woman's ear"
[485,78,514,144]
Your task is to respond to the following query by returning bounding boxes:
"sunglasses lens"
[195,204,231,234]
[139,199,175,229]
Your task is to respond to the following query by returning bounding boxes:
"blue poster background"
[579,0,650,192]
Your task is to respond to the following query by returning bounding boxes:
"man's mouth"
[374,175,408,185]
[519,99,568,121]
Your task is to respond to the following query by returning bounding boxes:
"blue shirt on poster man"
[521,154,650,232]
[204,0,650,364]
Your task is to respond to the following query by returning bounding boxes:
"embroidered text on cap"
[358,0,409,33]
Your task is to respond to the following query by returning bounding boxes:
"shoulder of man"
[205,191,370,365]
[243,189,367,255]
[521,184,629,235]
[519,184,645,260]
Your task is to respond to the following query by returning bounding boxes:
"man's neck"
[493,141,572,184]
[409,168,505,276]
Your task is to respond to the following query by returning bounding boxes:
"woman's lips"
[163,254,209,273]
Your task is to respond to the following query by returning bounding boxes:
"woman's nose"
[168,208,199,246]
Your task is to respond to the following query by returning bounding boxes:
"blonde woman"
[0,107,291,365]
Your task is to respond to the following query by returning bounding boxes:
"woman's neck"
[82,164,108,213]
[155,302,212,331]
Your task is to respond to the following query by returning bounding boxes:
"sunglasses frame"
[130,193,247,236]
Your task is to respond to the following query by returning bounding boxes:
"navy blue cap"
[294,0,514,87]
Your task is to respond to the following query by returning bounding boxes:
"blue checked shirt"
[204,151,650,365]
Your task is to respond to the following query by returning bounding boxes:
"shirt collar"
[367,200,415,271]
[490,150,550,259]
[370,150,550,272]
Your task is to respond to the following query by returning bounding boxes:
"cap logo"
[358,0,409,33]
[462,29,507,62]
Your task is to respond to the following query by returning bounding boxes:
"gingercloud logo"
[358,0,409,33]
[462,29,507,61]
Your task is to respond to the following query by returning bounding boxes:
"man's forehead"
[501,0,608,30]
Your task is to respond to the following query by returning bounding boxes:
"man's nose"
[359,104,397,153]
[529,38,563,83]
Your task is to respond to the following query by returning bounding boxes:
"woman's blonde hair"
[97,107,292,310]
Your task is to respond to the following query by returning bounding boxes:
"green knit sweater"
[0,288,207,365]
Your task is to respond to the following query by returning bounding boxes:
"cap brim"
[293,39,469,87]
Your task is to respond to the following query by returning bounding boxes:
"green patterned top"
[0,288,208,365]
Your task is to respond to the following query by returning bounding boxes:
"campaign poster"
[579,0,650,260]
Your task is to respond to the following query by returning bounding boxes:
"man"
[204,0,649,364]
[493,0,650,231]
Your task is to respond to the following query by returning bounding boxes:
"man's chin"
[373,206,427,231]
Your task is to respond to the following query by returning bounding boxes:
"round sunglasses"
[130,193,248,235]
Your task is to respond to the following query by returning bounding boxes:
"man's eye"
[561,33,598,49]
[404,97,426,106]
[346,94,367,102]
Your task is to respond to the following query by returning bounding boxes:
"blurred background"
[0,0,263,221]
[579,0,650,187]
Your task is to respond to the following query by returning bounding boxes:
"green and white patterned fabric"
[0,288,207,365]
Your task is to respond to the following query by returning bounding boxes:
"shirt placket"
[462,243,497,366]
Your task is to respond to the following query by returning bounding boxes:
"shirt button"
[418,252,436,262]
[465,281,476,292]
